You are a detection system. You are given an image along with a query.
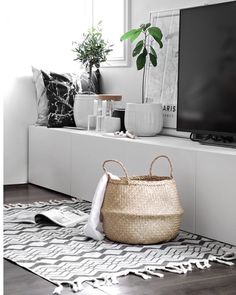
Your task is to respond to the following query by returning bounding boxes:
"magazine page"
[35,205,89,227]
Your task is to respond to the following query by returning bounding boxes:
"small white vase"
[73,94,97,129]
[124,103,163,136]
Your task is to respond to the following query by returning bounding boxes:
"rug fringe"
[71,281,84,292]
[133,271,152,280]
[161,265,183,274]
[220,248,236,261]
[111,275,119,284]
[50,255,235,294]
[212,257,234,266]
[53,284,63,295]
[145,269,164,278]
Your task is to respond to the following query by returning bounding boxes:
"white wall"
[2,0,90,185]
[101,0,231,103]
[2,0,230,184]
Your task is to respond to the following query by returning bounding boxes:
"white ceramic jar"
[73,94,97,129]
[124,103,163,136]
[102,117,121,133]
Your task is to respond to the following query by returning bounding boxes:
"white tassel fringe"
[53,284,63,295]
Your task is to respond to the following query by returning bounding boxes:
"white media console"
[29,125,236,245]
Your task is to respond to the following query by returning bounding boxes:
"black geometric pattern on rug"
[4,199,236,295]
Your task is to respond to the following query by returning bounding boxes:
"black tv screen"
[177,1,236,136]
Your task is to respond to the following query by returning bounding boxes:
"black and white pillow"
[32,67,101,127]
[42,71,79,128]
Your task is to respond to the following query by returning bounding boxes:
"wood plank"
[97,263,236,295]
[4,260,106,295]
[4,183,71,204]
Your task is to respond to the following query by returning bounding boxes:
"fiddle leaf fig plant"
[73,22,113,94]
[121,23,163,103]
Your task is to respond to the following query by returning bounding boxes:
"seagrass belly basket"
[101,155,184,244]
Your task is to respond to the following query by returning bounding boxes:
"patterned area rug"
[4,199,236,295]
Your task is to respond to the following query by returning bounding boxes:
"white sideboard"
[28,126,236,245]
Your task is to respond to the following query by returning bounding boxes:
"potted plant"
[120,23,164,136]
[73,22,113,94]
[72,23,113,128]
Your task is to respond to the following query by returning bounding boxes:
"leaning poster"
[145,9,179,129]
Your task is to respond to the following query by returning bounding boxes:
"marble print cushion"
[32,67,101,127]
[42,71,79,128]
[32,66,49,125]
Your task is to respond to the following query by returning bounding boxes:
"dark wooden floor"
[4,184,236,295]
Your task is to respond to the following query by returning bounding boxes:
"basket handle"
[102,159,129,182]
[149,155,173,178]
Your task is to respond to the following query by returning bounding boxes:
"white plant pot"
[73,94,97,129]
[124,103,163,136]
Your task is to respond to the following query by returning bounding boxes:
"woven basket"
[101,155,184,244]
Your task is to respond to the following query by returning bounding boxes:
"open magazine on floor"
[5,205,89,227]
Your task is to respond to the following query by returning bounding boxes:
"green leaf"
[120,28,142,42]
[144,23,151,31]
[130,28,142,42]
[136,53,146,70]
[140,23,151,31]
[150,45,157,58]
[132,40,144,57]
[148,27,163,48]
[149,53,157,66]
[120,29,137,40]
[143,47,148,56]
[148,27,163,40]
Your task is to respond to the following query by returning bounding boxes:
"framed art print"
[145,9,180,130]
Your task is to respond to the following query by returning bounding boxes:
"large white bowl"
[125,103,163,136]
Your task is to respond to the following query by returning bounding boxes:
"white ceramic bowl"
[102,117,121,133]
[125,103,163,136]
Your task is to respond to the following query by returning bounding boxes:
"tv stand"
[199,139,236,149]
[29,126,236,245]
[191,133,236,149]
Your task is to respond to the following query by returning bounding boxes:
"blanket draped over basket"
[101,155,184,244]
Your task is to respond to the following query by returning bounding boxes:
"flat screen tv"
[177,1,236,140]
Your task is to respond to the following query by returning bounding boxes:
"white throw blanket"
[84,173,119,240]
